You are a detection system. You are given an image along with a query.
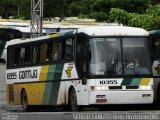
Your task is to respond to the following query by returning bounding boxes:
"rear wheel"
[21,90,29,112]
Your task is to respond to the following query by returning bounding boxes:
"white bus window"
[8,49,15,67]
[24,46,32,64]
[40,43,48,62]
[89,38,122,75]
[51,41,60,61]
[19,47,25,65]
[63,39,73,60]
[123,38,150,75]
[15,48,20,66]
[33,45,40,63]
[153,38,160,58]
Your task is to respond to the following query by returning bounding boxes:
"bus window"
[123,38,150,75]
[15,48,20,66]
[8,48,15,67]
[89,38,122,75]
[153,38,160,58]
[63,39,73,60]
[33,45,40,63]
[25,46,32,64]
[40,43,48,62]
[19,47,25,65]
[51,41,61,61]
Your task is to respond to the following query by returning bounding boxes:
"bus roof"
[0,22,29,27]
[77,26,149,36]
[7,26,149,46]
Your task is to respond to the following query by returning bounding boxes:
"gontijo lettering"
[7,70,38,80]
[19,70,37,79]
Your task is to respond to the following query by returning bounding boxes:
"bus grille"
[8,85,14,102]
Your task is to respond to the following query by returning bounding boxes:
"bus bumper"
[88,90,153,104]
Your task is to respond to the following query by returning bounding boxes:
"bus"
[0,27,46,61]
[6,26,153,111]
[0,28,23,61]
[149,30,160,104]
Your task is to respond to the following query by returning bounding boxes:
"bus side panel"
[62,80,89,105]
[14,83,46,105]
[56,81,67,105]
[6,84,14,104]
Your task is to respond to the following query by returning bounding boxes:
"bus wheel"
[156,86,160,109]
[70,88,79,111]
[21,90,29,112]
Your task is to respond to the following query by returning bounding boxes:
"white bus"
[0,26,46,61]
[6,26,153,111]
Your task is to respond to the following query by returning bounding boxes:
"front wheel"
[21,90,29,112]
[156,87,160,109]
[69,88,83,111]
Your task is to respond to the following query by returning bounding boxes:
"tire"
[21,90,29,112]
[69,88,83,111]
[156,86,160,109]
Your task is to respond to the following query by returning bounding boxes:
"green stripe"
[43,65,56,104]
[47,65,56,80]
[121,78,133,86]
[49,64,64,105]
[130,78,141,86]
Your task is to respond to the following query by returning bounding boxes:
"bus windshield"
[89,37,151,76]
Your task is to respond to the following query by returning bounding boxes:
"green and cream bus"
[6,26,153,111]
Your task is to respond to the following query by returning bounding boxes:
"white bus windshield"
[89,37,151,75]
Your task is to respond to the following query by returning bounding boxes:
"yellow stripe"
[39,66,49,81]
[140,78,150,86]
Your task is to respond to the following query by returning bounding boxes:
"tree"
[19,0,31,19]
[0,0,17,19]
[109,4,160,30]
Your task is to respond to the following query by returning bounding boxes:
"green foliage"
[19,0,30,19]
[109,4,160,30]
[109,8,130,25]
[0,0,159,30]
[128,13,153,30]
[146,4,160,17]
[0,0,17,19]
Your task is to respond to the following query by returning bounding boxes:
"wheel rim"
[70,89,78,111]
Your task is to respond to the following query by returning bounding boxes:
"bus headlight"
[140,86,152,90]
[91,86,106,91]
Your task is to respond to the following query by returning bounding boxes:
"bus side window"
[19,47,25,65]
[40,43,48,62]
[63,39,73,60]
[15,48,20,66]
[51,40,61,61]
[153,37,160,58]
[8,48,15,67]
[33,45,40,63]
[25,46,32,64]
